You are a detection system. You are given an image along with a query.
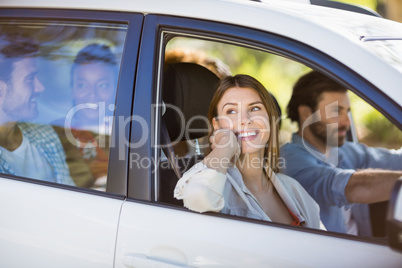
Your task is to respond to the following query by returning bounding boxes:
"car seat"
[158,62,220,205]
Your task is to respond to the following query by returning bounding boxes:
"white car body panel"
[116,202,402,267]
[2,0,402,106]
[0,179,123,268]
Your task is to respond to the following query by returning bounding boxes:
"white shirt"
[174,162,325,230]
[342,207,359,235]
[0,134,54,181]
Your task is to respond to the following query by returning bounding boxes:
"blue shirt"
[0,123,75,186]
[280,133,401,236]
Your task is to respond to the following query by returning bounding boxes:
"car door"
[114,15,402,267]
[0,9,142,267]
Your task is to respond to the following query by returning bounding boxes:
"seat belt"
[160,118,182,179]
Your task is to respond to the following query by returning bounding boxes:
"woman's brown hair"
[207,74,281,174]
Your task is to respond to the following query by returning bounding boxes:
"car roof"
[2,0,402,106]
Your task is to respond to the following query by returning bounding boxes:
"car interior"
[155,35,394,238]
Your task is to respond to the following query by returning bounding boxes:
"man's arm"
[357,144,402,170]
[345,169,402,203]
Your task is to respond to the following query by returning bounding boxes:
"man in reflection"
[0,32,74,185]
[280,70,402,236]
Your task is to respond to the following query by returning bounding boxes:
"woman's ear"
[212,117,220,131]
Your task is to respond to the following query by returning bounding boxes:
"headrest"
[162,62,220,142]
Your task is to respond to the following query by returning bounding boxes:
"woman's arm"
[174,162,227,212]
[174,129,239,213]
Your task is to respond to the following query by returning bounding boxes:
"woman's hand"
[204,129,240,174]
[210,129,240,159]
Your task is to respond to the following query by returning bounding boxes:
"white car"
[0,0,401,267]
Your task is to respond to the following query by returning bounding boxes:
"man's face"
[2,57,45,122]
[309,91,351,147]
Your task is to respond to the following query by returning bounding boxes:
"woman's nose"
[84,85,97,99]
[240,110,252,126]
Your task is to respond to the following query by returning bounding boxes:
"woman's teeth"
[238,131,257,138]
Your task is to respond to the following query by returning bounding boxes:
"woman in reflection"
[65,44,118,189]
[70,43,118,134]
[174,74,324,229]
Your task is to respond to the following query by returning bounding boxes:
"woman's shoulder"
[275,172,301,186]
[273,172,310,196]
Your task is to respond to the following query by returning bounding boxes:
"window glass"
[158,34,401,238]
[165,36,310,146]
[158,35,311,209]
[348,91,402,149]
[0,20,127,190]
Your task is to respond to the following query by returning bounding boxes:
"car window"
[348,91,402,237]
[0,20,127,191]
[156,34,313,214]
[162,36,310,145]
[154,31,401,239]
[349,91,402,150]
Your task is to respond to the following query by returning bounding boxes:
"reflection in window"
[0,20,127,190]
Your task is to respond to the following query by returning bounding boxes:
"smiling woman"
[174,74,325,230]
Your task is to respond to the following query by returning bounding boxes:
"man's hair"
[287,70,347,125]
[0,33,39,83]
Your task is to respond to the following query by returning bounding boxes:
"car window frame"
[128,14,400,246]
[0,8,144,198]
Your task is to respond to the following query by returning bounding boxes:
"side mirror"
[388,177,402,252]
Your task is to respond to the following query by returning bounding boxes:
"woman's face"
[213,86,270,155]
[72,62,116,122]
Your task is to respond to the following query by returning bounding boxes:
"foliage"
[336,0,377,10]
[348,92,401,149]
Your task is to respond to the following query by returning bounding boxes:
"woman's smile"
[236,129,260,141]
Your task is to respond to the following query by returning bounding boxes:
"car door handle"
[123,253,192,268]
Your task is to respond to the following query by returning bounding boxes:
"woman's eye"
[96,80,112,90]
[97,81,110,91]
[250,106,261,112]
[226,109,236,115]
[75,82,86,89]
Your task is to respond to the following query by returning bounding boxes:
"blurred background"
[339,0,402,22]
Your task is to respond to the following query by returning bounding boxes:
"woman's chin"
[240,145,265,156]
